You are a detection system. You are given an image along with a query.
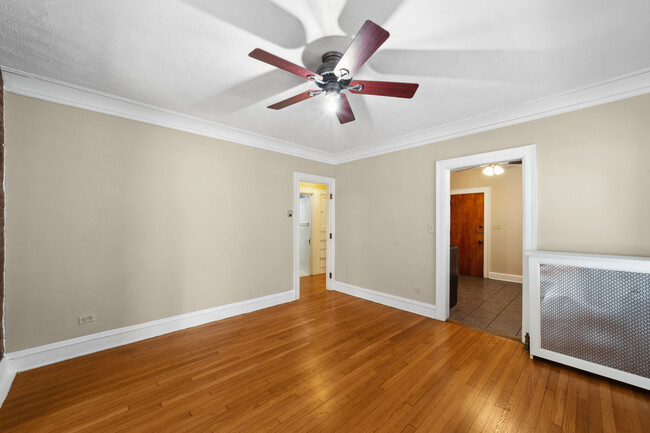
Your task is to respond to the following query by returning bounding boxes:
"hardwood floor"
[1,274,648,432]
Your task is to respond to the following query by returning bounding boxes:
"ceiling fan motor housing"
[316,51,352,88]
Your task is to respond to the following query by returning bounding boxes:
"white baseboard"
[0,357,16,408]
[0,290,295,407]
[332,281,437,319]
[488,272,523,283]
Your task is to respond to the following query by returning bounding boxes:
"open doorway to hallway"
[297,181,329,298]
[448,160,523,338]
[289,172,336,299]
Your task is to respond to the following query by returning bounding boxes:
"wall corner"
[0,68,5,360]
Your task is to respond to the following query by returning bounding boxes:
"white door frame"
[435,145,537,342]
[450,187,491,278]
[294,172,335,299]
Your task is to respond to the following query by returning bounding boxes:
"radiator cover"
[539,264,650,379]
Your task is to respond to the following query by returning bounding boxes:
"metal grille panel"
[539,264,650,378]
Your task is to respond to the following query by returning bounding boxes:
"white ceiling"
[1,0,650,163]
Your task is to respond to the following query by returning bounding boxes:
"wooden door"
[450,193,484,277]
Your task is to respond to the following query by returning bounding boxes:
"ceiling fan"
[248,20,419,124]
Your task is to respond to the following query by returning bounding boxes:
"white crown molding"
[332,68,650,164]
[0,289,295,407]
[2,67,650,165]
[0,68,337,164]
[333,281,437,319]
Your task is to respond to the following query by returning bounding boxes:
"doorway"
[299,182,328,281]
[293,173,335,300]
[449,172,523,338]
[435,145,537,343]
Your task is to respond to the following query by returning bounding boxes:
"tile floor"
[450,275,522,337]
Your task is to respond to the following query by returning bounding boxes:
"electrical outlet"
[493,224,502,230]
[413,287,421,293]
[427,223,434,233]
[78,313,95,325]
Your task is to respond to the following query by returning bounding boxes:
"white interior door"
[298,194,311,277]
[308,190,328,275]
[317,192,328,274]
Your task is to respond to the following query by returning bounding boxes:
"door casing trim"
[435,145,537,342]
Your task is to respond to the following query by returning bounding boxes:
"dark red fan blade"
[336,94,355,124]
[336,20,389,79]
[348,80,419,98]
[249,48,323,81]
[268,91,318,110]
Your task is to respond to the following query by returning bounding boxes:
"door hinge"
[329,272,332,279]
[330,193,333,199]
[523,332,530,353]
[329,233,332,239]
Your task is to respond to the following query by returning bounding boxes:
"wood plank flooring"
[0,274,648,432]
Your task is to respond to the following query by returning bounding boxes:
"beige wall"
[5,93,332,351]
[334,93,650,305]
[451,165,523,276]
[6,91,650,351]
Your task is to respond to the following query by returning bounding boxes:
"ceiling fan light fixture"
[482,164,505,176]
[324,81,342,98]
[325,89,342,101]
[324,81,343,112]
[326,94,340,112]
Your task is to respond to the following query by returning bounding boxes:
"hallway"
[450,275,522,337]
